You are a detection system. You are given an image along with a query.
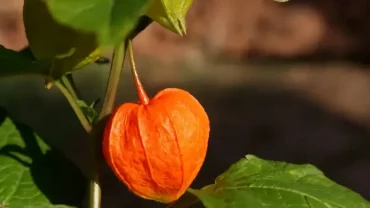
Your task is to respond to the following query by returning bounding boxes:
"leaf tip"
[178,17,187,36]
[245,154,258,160]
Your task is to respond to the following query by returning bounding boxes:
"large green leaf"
[45,0,151,45]
[23,0,100,79]
[187,155,370,208]
[0,108,86,208]
[0,46,49,77]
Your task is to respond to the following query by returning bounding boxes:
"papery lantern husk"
[103,88,210,203]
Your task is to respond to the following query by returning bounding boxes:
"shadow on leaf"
[0,107,86,207]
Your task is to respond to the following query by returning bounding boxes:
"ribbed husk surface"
[103,88,210,203]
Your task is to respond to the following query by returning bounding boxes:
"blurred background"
[1,0,370,207]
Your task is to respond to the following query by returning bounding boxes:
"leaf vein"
[3,168,25,203]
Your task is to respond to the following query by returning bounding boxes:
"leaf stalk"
[54,80,92,133]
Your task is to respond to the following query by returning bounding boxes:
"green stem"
[87,17,152,208]
[87,41,127,208]
[99,41,127,120]
[54,81,92,133]
[67,73,81,99]
[164,191,200,208]
[61,75,79,100]
[97,16,151,119]
[88,175,101,208]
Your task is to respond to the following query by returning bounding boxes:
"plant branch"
[61,75,79,100]
[89,40,127,208]
[98,16,152,119]
[67,73,81,98]
[54,81,92,133]
[89,173,101,208]
[98,41,126,120]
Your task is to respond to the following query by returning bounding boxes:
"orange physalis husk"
[102,42,210,203]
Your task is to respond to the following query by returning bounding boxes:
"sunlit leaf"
[187,155,370,208]
[45,0,151,45]
[145,0,193,36]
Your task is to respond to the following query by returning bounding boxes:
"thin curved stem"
[128,39,149,105]
[164,191,200,208]
[98,16,152,119]
[54,81,92,133]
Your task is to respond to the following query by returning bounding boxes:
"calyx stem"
[128,39,149,105]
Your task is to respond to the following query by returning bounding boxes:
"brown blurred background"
[1,0,370,207]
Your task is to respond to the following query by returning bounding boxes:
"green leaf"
[187,155,370,208]
[0,108,86,207]
[145,0,192,36]
[50,47,103,79]
[23,0,100,79]
[45,0,151,45]
[0,46,49,77]
[77,100,99,123]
